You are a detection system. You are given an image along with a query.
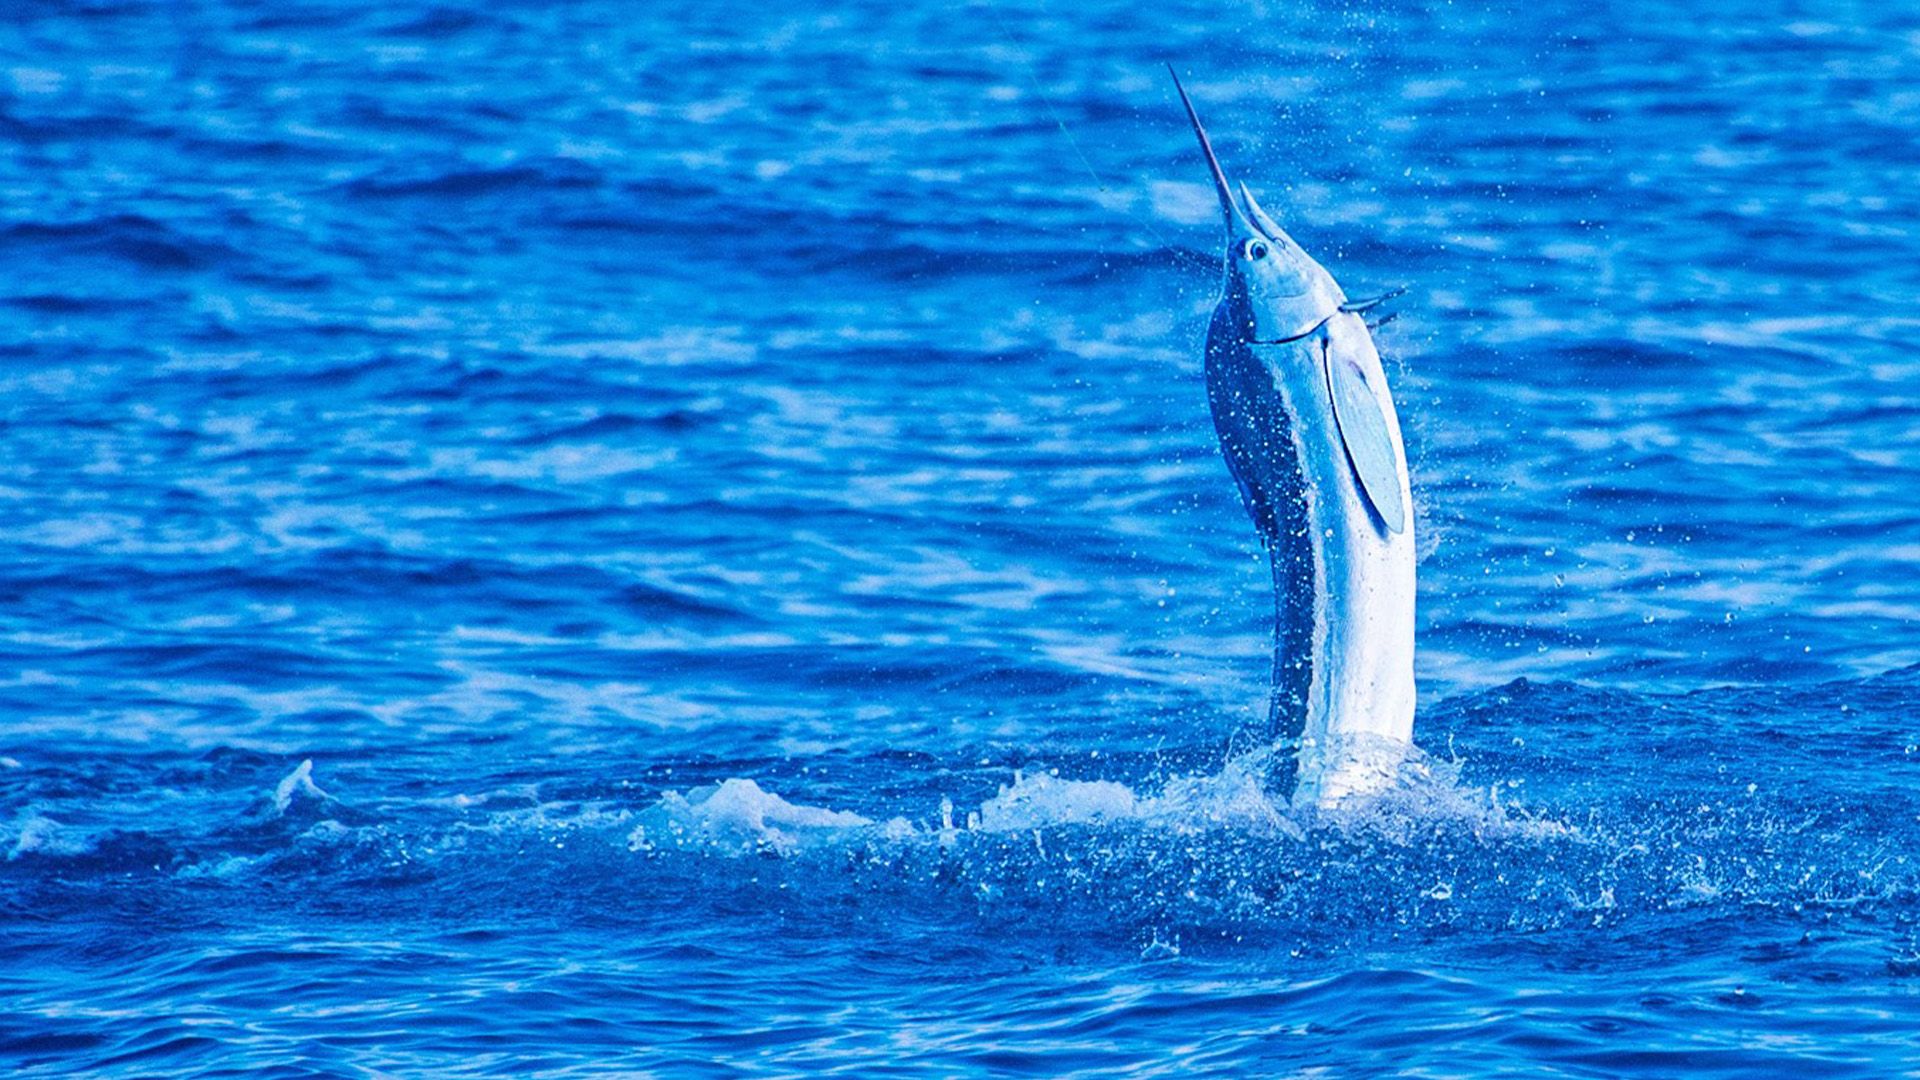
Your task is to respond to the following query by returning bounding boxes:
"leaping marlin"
[1171,68,1417,807]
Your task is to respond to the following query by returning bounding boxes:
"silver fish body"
[1173,71,1417,805]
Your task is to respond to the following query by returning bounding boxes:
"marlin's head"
[1170,67,1345,343]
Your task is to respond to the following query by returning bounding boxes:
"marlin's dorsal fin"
[1339,287,1406,315]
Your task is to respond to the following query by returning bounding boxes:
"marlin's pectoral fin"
[1323,340,1407,534]
[1338,287,1406,315]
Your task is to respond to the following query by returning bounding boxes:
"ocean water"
[3,0,1919,1074]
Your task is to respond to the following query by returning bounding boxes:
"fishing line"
[976,0,1217,275]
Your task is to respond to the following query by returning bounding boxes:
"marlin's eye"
[1243,239,1269,261]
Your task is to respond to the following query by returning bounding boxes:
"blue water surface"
[3,0,1919,1075]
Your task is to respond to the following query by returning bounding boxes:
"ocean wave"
[0,215,244,273]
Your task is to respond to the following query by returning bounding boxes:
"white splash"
[627,777,913,856]
[970,756,1301,839]
[5,814,86,861]
[630,745,1568,860]
[272,758,330,815]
